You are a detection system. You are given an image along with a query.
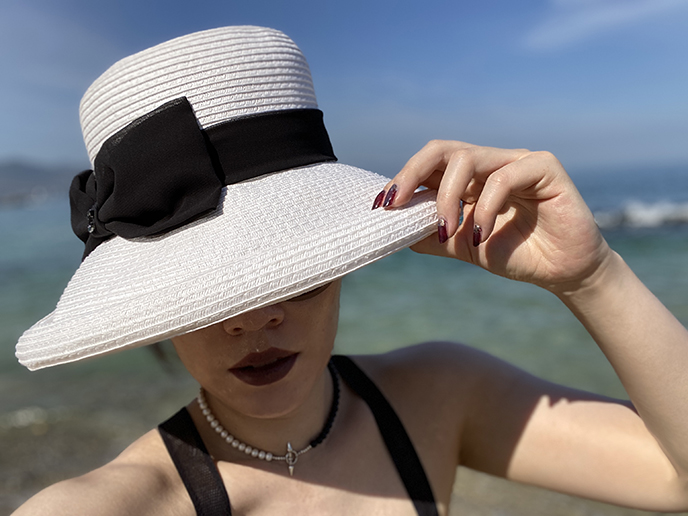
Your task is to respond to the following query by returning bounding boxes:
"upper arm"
[456,344,688,512]
[13,469,123,516]
[13,470,122,516]
[359,341,688,512]
[12,431,186,516]
[12,463,172,516]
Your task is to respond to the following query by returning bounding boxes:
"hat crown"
[80,26,318,164]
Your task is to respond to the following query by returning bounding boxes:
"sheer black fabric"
[159,408,232,516]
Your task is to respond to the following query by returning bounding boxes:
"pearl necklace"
[197,360,340,476]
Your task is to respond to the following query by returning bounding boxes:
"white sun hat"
[15,26,437,371]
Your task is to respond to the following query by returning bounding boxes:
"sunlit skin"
[12,142,688,516]
[171,281,341,454]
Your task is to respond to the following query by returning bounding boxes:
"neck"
[196,362,336,456]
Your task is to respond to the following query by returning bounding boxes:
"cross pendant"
[285,442,298,476]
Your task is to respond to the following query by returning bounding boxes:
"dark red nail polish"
[473,225,482,247]
[383,184,398,208]
[438,217,448,244]
[372,190,385,210]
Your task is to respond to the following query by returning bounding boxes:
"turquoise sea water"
[1,167,687,514]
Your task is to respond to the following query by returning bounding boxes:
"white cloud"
[524,0,688,51]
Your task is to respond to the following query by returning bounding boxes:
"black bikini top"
[158,355,439,516]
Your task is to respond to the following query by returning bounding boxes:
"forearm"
[555,249,688,475]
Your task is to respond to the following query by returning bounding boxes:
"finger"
[378,140,475,208]
[411,202,477,261]
[434,148,477,238]
[435,146,531,238]
[471,153,549,245]
[376,141,526,210]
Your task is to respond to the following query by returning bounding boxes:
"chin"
[228,354,328,420]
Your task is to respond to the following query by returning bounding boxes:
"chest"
[220,466,427,516]
[161,357,464,516]
[211,398,453,516]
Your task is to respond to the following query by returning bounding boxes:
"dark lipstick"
[230,348,298,386]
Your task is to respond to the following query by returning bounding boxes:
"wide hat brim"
[16,162,437,370]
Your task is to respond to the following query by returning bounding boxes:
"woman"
[13,26,688,515]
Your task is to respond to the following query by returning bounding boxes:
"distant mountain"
[0,161,83,206]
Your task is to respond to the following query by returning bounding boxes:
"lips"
[230,348,298,386]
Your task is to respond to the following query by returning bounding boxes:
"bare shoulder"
[351,341,521,400]
[347,342,566,444]
[12,428,188,516]
[350,341,618,429]
[347,342,513,434]
[351,340,595,404]
[343,343,525,492]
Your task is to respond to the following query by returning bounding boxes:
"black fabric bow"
[70,98,336,259]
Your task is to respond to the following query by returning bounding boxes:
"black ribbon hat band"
[70,97,337,259]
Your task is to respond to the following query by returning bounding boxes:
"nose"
[222,304,285,336]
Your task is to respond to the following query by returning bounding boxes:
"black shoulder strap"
[159,407,232,516]
[331,355,439,516]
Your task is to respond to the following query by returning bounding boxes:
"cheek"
[308,292,340,350]
[172,330,226,382]
[322,302,340,341]
[172,337,192,363]
[172,338,204,378]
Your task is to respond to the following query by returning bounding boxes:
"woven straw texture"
[81,26,317,163]
[16,26,438,370]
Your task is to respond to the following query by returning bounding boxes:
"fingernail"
[383,184,398,208]
[372,190,385,210]
[438,217,448,244]
[473,224,482,247]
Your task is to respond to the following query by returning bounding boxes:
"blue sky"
[1,0,688,175]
